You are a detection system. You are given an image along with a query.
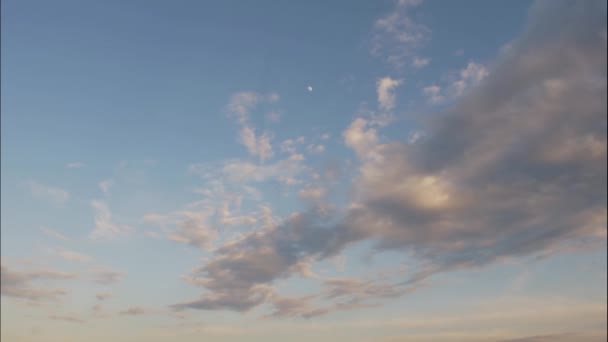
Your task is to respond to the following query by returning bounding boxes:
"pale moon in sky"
[307,85,313,92]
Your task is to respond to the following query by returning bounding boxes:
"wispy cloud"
[1,263,75,302]
[40,227,70,241]
[27,181,69,206]
[90,200,134,240]
[65,162,85,169]
[371,0,430,67]
[90,268,125,285]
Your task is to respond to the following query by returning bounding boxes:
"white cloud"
[422,85,444,104]
[422,61,488,104]
[412,57,430,68]
[90,200,134,240]
[227,92,259,124]
[55,248,93,263]
[98,179,113,195]
[65,162,85,169]
[377,77,402,111]
[449,61,488,97]
[343,118,380,160]
[371,0,430,67]
[306,144,325,154]
[40,227,69,241]
[227,92,280,124]
[27,181,70,206]
[239,126,274,162]
[298,186,327,202]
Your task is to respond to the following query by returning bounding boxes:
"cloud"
[422,85,444,104]
[1,263,74,302]
[55,248,93,263]
[448,61,488,97]
[95,292,112,301]
[343,118,381,160]
[412,57,430,68]
[226,92,280,161]
[239,126,274,162]
[377,77,402,111]
[227,92,260,124]
[120,306,148,315]
[298,186,327,203]
[40,227,69,241]
[227,91,279,123]
[98,179,113,195]
[65,162,85,169]
[341,0,607,280]
[91,268,125,285]
[265,111,281,123]
[371,0,430,67]
[27,181,69,206]
[166,211,218,250]
[193,153,306,186]
[306,144,325,154]
[48,314,85,323]
[90,200,134,240]
[422,61,487,104]
[172,0,606,319]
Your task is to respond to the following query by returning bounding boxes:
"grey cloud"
[48,314,85,324]
[91,269,125,285]
[120,306,147,315]
[172,0,606,318]
[1,264,74,302]
[345,0,607,278]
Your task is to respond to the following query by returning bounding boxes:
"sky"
[1,0,606,341]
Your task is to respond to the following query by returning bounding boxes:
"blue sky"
[1,1,607,341]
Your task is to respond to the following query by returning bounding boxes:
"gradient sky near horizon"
[1,1,607,341]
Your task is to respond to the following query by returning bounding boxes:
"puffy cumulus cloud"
[346,0,607,278]
[371,0,430,67]
[376,77,402,111]
[27,181,69,206]
[1,263,74,302]
[171,0,606,319]
[90,200,134,240]
[343,118,381,160]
